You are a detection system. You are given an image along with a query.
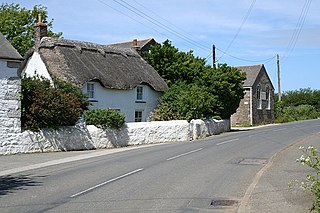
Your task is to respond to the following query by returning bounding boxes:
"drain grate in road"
[238,158,267,165]
[210,199,238,207]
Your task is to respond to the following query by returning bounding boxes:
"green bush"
[152,83,219,121]
[276,104,319,123]
[84,109,125,129]
[21,76,89,131]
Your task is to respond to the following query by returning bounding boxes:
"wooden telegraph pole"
[277,54,281,101]
[212,44,216,68]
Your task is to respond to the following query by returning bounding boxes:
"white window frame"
[257,84,262,109]
[87,82,95,99]
[135,110,143,122]
[136,86,143,101]
[266,87,271,110]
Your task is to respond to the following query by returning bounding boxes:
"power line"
[96,0,170,39]
[98,0,274,64]
[129,0,211,50]
[111,0,211,52]
[282,0,312,60]
[217,0,256,62]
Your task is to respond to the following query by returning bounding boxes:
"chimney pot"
[133,39,138,47]
[34,14,47,46]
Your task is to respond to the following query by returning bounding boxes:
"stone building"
[231,64,275,126]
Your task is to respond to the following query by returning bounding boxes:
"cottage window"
[257,84,262,109]
[87,82,95,99]
[136,86,143,100]
[135,111,143,122]
[266,87,271,110]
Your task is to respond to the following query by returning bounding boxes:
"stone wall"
[231,88,251,126]
[0,119,230,155]
[189,119,230,140]
[0,78,21,153]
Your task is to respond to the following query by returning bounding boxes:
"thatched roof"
[0,32,23,61]
[22,37,167,91]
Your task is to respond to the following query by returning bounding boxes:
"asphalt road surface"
[1,119,319,213]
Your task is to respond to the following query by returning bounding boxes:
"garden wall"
[0,78,21,153]
[0,119,230,155]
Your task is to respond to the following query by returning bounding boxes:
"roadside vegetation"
[143,40,246,121]
[275,88,320,123]
[296,146,320,212]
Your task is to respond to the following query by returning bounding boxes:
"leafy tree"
[0,3,62,56]
[145,40,246,120]
[143,39,207,86]
[200,64,246,118]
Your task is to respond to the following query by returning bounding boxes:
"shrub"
[21,76,89,131]
[276,104,319,123]
[84,109,125,129]
[296,146,320,212]
[152,82,219,121]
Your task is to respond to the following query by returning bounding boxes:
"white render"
[0,119,231,155]
[82,81,162,122]
[22,51,53,81]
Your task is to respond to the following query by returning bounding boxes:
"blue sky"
[7,0,320,92]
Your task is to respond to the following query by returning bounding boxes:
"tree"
[0,3,62,56]
[143,39,207,86]
[146,40,246,120]
[200,64,246,118]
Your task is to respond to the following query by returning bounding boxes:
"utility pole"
[212,44,216,68]
[277,54,281,101]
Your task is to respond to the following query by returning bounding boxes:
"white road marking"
[70,168,144,198]
[216,138,239,146]
[166,148,203,161]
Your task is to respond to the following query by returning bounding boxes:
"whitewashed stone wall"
[0,118,230,155]
[0,78,21,153]
[189,119,230,140]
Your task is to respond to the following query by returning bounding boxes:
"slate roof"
[21,37,168,92]
[0,32,23,60]
[108,38,156,51]
[235,64,264,87]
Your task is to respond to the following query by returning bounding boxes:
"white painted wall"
[0,78,21,150]
[0,119,231,155]
[22,51,53,81]
[81,81,162,122]
[0,59,19,78]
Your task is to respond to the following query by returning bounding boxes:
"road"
[0,119,319,213]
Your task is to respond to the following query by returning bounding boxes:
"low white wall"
[189,119,230,140]
[0,120,189,155]
[0,119,230,155]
